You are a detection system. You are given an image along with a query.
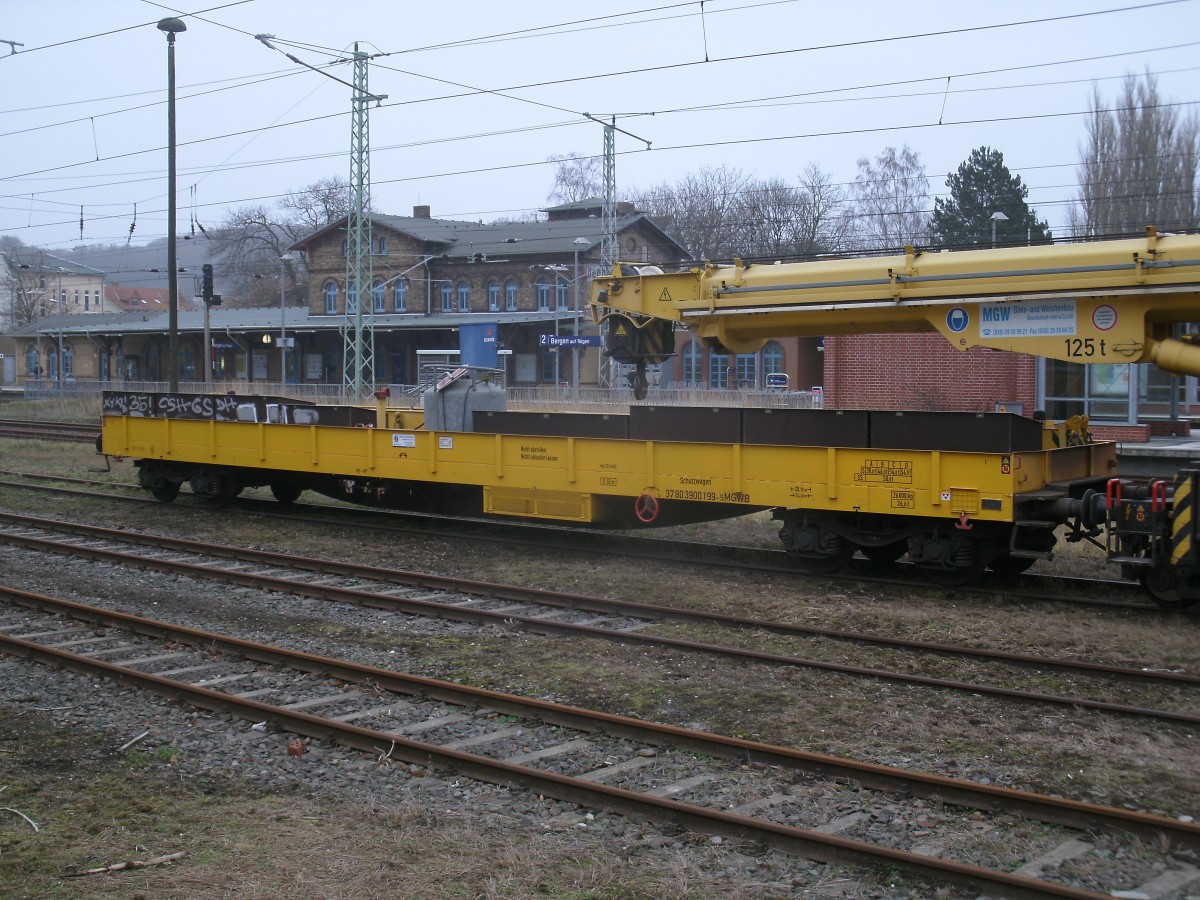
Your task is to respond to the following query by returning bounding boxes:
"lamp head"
[157,17,187,37]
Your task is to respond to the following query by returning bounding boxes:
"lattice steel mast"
[583,114,650,388]
[343,45,380,399]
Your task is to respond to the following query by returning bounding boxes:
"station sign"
[540,334,601,348]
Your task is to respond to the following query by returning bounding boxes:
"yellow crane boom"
[590,229,1200,382]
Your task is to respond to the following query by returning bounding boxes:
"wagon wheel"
[270,481,303,507]
[790,542,855,574]
[987,553,1038,576]
[150,479,180,503]
[1139,566,1199,610]
[860,542,905,566]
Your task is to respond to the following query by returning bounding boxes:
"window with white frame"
[457,281,470,312]
[735,353,757,388]
[505,279,518,311]
[536,279,550,312]
[682,340,702,383]
[394,278,408,312]
[440,282,453,312]
[709,350,729,389]
[324,281,338,314]
[762,341,784,376]
[487,280,500,312]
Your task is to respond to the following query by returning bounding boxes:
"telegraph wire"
[0,0,256,58]
[9,97,1196,246]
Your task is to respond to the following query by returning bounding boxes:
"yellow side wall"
[104,415,1118,524]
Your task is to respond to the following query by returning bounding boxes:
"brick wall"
[1090,424,1152,442]
[823,334,1037,413]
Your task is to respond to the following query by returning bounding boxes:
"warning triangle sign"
[658,288,672,302]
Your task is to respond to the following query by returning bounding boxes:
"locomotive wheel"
[860,542,905,565]
[1139,568,1199,610]
[150,479,180,503]
[270,481,303,507]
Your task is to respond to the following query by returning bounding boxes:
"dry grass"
[0,712,732,899]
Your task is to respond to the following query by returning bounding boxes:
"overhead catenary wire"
[1,0,1195,246]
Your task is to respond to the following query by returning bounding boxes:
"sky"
[1,0,1198,256]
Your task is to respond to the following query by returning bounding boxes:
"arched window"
[440,282,453,312]
[505,279,518,311]
[762,341,784,376]
[457,281,470,312]
[682,340,702,383]
[377,236,387,255]
[324,281,338,314]
[393,278,408,312]
[556,278,569,311]
[24,345,38,377]
[536,279,550,312]
[487,280,500,312]
[62,345,74,377]
[708,350,729,389]
[347,285,358,314]
[372,278,385,313]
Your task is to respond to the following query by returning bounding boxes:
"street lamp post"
[990,211,1009,248]
[279,252,297,385]
[158,17,186,391]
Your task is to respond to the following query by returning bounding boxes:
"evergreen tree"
[931,147,1051,247]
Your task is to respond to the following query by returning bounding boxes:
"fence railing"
[21,378,823,412]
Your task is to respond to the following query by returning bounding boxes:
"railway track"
[0,418,98,443]
[0,469,1158,612]
[0,510,1192,726]
[2,585,1197,899]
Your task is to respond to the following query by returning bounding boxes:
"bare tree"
[734,166,849,259]
[1069,73,1199,237]
[795,164,854,254]
[3,249,49,328]
[634,164,753,261]
[737,177,808,259]
[547,153,603,204]
[852,144,931,250]
[278,175,351,232]
[205,177,354,307]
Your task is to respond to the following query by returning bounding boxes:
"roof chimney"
[413,205,431,219]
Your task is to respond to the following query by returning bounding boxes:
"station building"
[2,201,818,395]
[4,215,1189,441]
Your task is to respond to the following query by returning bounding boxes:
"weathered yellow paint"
[102,414,1119,525]
[592,231,1200,375]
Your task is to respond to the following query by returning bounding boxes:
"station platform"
[1117,433,1200,478]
